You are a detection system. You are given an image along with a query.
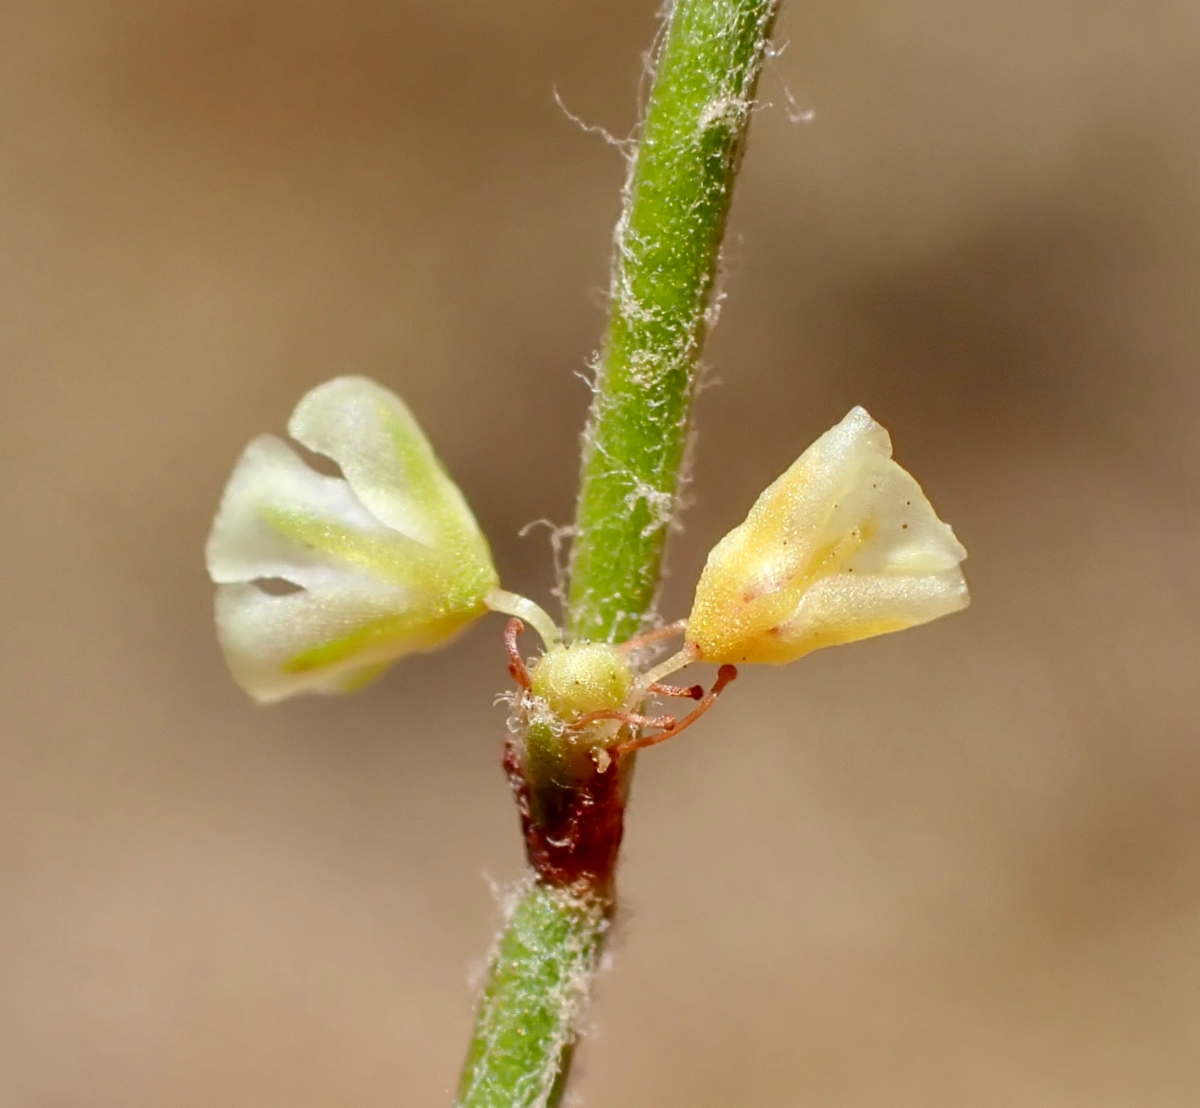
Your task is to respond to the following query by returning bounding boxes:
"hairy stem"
[569,0,779,644]
[457,885,607,1108]
[459,1,777,1104]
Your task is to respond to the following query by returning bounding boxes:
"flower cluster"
[206,380,968,716]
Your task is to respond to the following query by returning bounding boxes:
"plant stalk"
[456,884,608,1108]
[569,0,779,645]
[458,1,778,1104]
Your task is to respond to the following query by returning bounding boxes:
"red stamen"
[649,681,704,701]
[566,709,677,732]
[614,664,738,756]
[504,618,532,690]
[616,619,687,654]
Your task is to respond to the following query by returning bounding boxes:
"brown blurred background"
[2,1,1199,1104]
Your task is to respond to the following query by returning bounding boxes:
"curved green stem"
[458,1,778,1104]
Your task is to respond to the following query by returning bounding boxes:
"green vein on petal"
[262,505,439,588]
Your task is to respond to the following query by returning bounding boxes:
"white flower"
[685,406,968,665]
[206,376,499,702]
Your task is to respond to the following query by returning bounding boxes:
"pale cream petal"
[288,376,481,549]
[207,378,499,702]
[776,567,969,659]
[827,451,967,576]
[686,405,969,665]
[770,406,890,566]
[214,577,462,704]
[206,434,393,587]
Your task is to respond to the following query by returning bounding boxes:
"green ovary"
[523,643,635,786]
[530,643,632,721]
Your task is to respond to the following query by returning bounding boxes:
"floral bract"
[685,406,968,665]
[206,376,499,702]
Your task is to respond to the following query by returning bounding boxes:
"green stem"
[569,0,779,644]
[457,885,607,1108]
[458,1,777,1104]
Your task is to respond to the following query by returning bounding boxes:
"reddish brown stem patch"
[503,736,626,896]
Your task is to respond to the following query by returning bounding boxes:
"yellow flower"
[685,406,968,665]
[206,376,499,702]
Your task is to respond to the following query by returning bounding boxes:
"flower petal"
[288,376,482,550]
[764,568,968,662]
[214,577,479,703]
[206,434,416,589]
[206,378,500,701]
[686,406,968,664]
